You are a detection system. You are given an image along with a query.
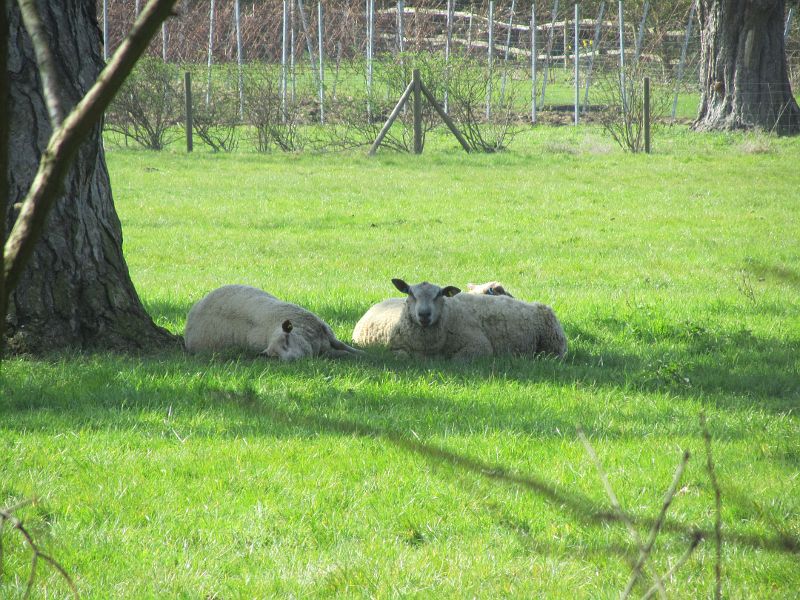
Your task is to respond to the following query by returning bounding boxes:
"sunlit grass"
[2,126,799,598]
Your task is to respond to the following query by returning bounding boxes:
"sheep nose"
[418,312,432,327]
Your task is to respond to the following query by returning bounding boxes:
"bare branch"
[641,531,704,600]
[17,0,65,127]
[701,412,723,600]
[621,450,691,599]
[0,503,79,599]
[3,0,179,298]
[577,427,667,599]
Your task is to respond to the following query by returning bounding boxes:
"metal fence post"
[671,0,696,121]
[486,1,494,119]
[413,69,422,154]
[185,72,193,153]
[531,2,537,124]
[318,1,324,124]
[574,3,579,125]
[206,0,215,106]
[644,76,651,153]
[618,0,627,115]
[583,1,605,113]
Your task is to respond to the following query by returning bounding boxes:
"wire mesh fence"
[99,0,800,151]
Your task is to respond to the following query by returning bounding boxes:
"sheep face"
[262,319,312,361]
[391,279,461,328]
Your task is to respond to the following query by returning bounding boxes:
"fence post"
[413,69,422,154]
[500,0,516,105]
[162,23,168,61]
[185,72,193,153]
[644,76,650,154]
[281,0,288,121]
[486,1,494,118]
[634,1,649,64]
[540,0,559,107]
[574,2,579,125]
[583,1,605,113]
[671,0,696,121]
[786,7,796,41]
[235,0,243,118]
[318,1,324,124]
[618,0,627,115]
[366,0,374,119]
[397,0,405,53]
[531,2,537,124]
[290,0,296,103]
[445,0,454,112]
[206,0,215,106]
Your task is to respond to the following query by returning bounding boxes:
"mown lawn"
[2,125,799,598]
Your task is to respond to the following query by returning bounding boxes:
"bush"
[106,58,183,150]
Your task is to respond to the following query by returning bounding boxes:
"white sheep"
[466,281,514,297]
[352,279,566,360]
[185,284,361,360]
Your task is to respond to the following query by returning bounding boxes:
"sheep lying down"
[185,284,361,360]
[353,279,567,360]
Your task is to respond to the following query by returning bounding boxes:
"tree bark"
[5,1,179,354]
[695,0,800,135]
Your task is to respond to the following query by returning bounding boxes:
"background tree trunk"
[5,1,179,353]
[694,0,800,135]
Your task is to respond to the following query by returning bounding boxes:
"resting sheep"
[352,279,566,360]
[467,281,513,297]
[185,284,361,360]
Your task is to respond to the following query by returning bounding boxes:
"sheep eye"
[488,289,495,295]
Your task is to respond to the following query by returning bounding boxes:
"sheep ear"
[282,319,293,333]
[442,286,461,297]
[392,278,411,294]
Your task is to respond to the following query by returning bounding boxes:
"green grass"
[2,126,799,598]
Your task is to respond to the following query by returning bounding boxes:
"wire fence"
[99,0,800,151]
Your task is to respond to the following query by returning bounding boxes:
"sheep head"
[391,279,461,328]
[262,319,313,361]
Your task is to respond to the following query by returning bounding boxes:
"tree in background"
[694,0,800,134]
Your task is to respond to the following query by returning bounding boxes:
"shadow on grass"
[3,299,799,563]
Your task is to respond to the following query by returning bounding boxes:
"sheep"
[352,279,566,360]
[466,281,514,297]
[185,284,361,360]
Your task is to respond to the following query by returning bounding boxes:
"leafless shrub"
[243,65,306,153]
[105,57,183,150]
[192,73,241,152]
[446,57,521,152]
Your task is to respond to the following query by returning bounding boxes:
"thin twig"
[641,531,704,600]
[701,412,723,600]
[621,450,691,599]
[577,427,668,599]
[17,0,65,127]
[0,504,80,599]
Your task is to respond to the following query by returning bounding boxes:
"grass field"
[2,125,799,598]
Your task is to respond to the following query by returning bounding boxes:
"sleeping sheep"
[352,278,566,360]
[185,284,361,360]
[466,281,513,297]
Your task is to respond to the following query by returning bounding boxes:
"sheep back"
[447,294,567,358]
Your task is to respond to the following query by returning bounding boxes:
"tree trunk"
[5,1,179,354]
[694,0,800,135]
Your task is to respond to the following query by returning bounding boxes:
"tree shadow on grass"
[2,352,799,561]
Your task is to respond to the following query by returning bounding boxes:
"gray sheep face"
[391,279,460,328]
[262,319,312,361]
